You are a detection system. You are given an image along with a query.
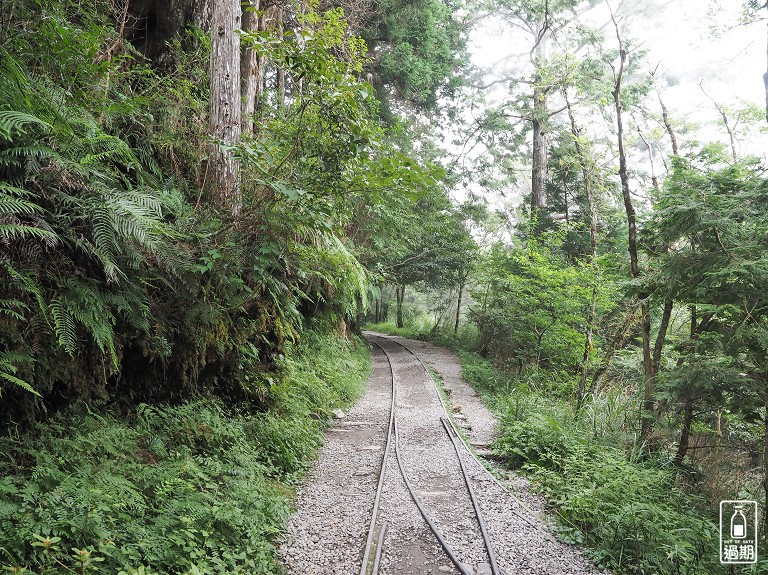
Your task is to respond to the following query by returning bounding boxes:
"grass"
[0,330,370,575]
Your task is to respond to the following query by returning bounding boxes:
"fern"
[0,352,37,396]
[50,298,78,356]
[0,111,51,141]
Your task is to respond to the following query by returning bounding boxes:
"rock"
[311,535,319,543]
[438,567,451,573]
[332,408,346,419]
[476,562,492,575]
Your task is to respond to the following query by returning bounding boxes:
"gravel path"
[279,333,606,575]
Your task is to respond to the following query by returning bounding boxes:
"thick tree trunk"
[530,22,548,219]
[241,0,260,134]
[396,285,405,328]
[209,0,242,217]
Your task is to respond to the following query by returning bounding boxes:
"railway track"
[360,333,501,575]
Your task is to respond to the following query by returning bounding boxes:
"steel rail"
[358,340,396,575]
[378,333,549,536]
[440,416,500,575]
[367,335,483,575]
[393,416,474,575]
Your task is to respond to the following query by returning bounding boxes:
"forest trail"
[279,334,604,575]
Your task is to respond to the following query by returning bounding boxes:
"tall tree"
[608,10,654,437]
[209,0,242,216]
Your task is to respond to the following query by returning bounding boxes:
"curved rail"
[363,335,500,575]
[376,333,549,536]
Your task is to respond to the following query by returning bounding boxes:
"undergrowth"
[0,330,370,575]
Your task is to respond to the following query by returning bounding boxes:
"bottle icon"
[731,505,747,539]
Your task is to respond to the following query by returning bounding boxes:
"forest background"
[1,0,768,573]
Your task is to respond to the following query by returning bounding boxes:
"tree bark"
[673,396,694,465]
[454,282,464,334]
[277,5,286,106]
[658,92,679,156]
[241,0,260,134]
[652,299,673,375]
[530,18,549,219]
[396,285,405,328]
[209,0,242,217]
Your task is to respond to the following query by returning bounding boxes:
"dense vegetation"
[0,332,369,574]
[367,3,768,574]
[3,0,768,573]
[0,0,467,572]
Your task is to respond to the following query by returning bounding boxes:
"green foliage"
[495,404,718,574]
[445,348,718,575]
[0,0,380,419]
[471,235,617,381]
[362,0,467,113]
[0,331,370,575]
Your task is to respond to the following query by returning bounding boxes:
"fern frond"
[0,223,57,241]
[0,197,42,216]
[50,298,78,356]
[0,298,28,320]
[0,110,51,141]
[0,182,35,198]
[2,261,47,316]
[0,370,40,396]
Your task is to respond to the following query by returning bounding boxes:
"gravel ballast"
[279,333,606,575]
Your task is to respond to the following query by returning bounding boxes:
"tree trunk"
[610,18,654,438]
[658,92,679,156]
[652,299,673,376]
[591,305,639,393]
[256,6,269,115]
[277,5,286,106]
[454,282,464,334]
[209,0,242,217]
[673,396,694,465]
[241,0,260,134]
[530,21,549,219]
[396,285,405,328]
[566,97,599,411]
